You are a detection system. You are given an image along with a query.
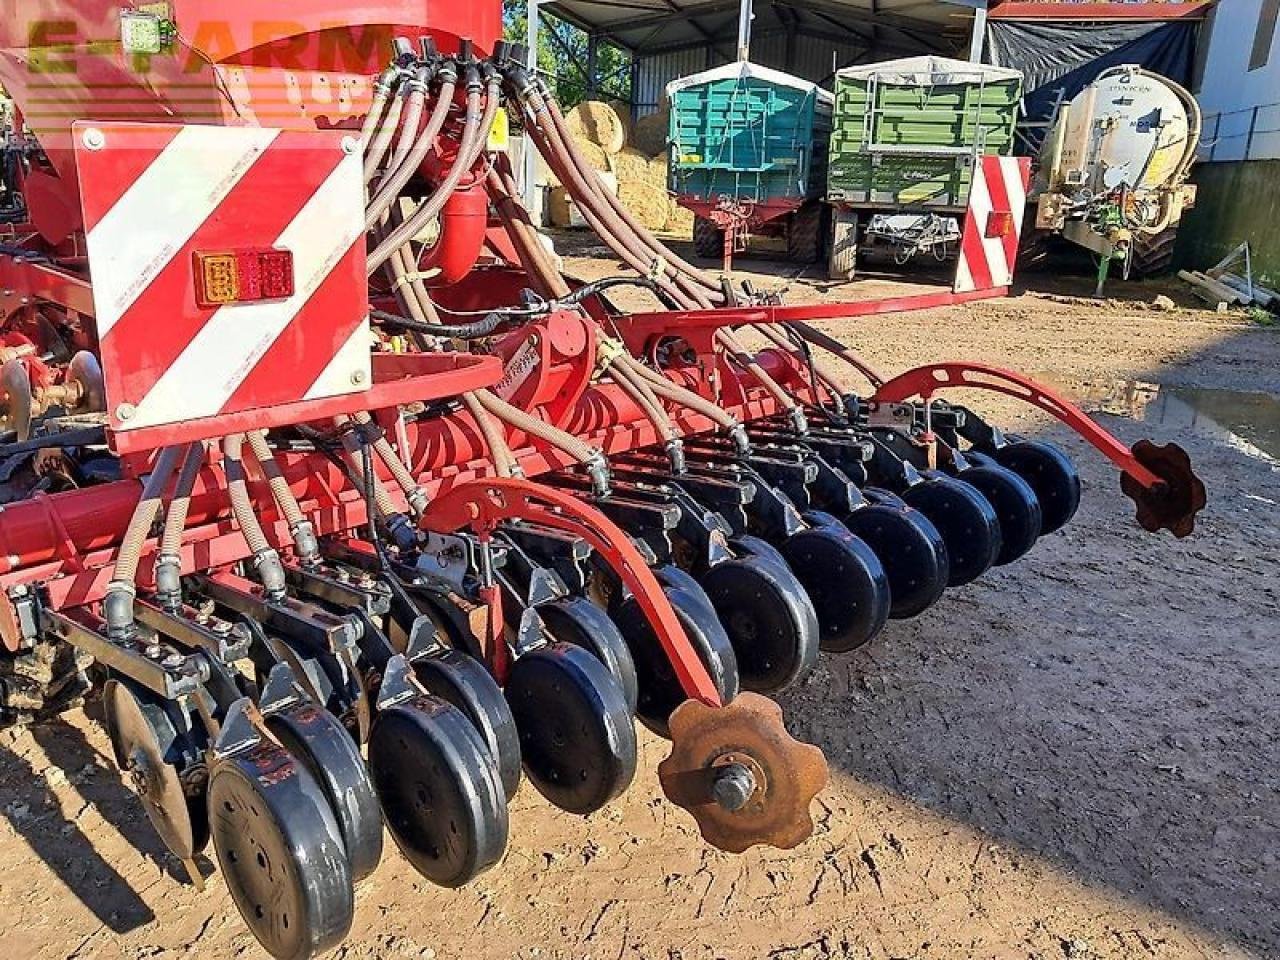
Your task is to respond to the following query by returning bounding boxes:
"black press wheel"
[264,703,384,883]
[954,456,1043,565]
[900,473,1002,587]
[537,596,639,715]
[506,643,637,815]
[412,649,523,801]
[208,741,354,960]
[368,695,508,888]
[843,490,950,620]
[699,556,819,694]
[779,525,890,653]
[990,438,1082,536]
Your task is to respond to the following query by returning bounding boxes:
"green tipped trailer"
[826,57,1022,279]
[667,62,832,271]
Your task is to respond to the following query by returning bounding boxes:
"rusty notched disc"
[658,692,828,854]
[1120,440,1207,539]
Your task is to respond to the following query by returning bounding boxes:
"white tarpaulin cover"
[837,56,1022,87]
[667,61,834,107]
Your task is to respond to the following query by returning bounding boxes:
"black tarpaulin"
[987,21,1198,147]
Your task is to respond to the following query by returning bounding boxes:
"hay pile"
[550,98,688,238]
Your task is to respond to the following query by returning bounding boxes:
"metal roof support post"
[587,33,599,96]
[969,0,989,62]
[737,0,753,61]
[524,0,541,211]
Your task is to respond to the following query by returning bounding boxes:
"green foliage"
[503,0,631,108]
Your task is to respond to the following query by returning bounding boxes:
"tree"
[503,0,632,108]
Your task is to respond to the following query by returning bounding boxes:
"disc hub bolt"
[711,761,757,812]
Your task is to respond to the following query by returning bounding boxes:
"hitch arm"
[421,478,723,706]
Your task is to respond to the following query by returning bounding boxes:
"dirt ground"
[2,240,1278,960]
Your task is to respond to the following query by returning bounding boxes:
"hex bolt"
[711,762,757,813]
[116,403,137,421]
[82,127,106,150]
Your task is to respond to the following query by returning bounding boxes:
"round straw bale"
[646,153,669,186]
[564,100,627,154]
[632,106,670,157]
[570,138,614,172]
[611,146,651,184]
[618,179,669,232]
[663,198,695,238]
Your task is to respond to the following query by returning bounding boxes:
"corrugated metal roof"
[544,0,966,55]
[633,27,956,113]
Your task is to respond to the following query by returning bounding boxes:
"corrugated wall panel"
[634,34,873,114]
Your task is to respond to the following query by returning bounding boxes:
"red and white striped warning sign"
[74,122,369,442]
[954,155,1031,294]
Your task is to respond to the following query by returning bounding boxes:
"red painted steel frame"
[424,479,722,706]
[871,362,1165,490]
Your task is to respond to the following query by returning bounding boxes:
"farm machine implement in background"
[0,5,1204,959]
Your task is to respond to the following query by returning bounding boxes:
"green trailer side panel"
[827,74,1020,209]
[669,77,829,206]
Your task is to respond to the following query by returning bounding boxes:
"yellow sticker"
[679,154,702,164]
[488,108,510,152]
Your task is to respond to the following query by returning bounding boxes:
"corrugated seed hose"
[462,391,517,478]
[102,443,188,636]
[474,389,610,492]
[248,429,320,563]
[352,411,428,515]
[153,441,207,605]
[223,433,287,599]
[751,322,848,400]
[619,355,749,453]
[782,320,887,387]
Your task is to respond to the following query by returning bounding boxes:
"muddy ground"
[2,239,1277,960]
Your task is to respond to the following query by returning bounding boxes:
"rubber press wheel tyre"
[506,643,637,815]
[368,696,508,888]
[991,438,1082,536]
[264,704,384,883]
[955,455,1043,566]
[538,597,639,715]
[901,473,1002,588]
[693,215,723,259]
[780,524,890,653]
[613,582,739,738]
[843,490,949,620]
[700,556,820,695]
[787,202,824,263]
[208,743,354,960]
[412,650,523,801]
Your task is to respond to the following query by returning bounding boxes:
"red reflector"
[985,211,1014,239]
[193,248,295,307]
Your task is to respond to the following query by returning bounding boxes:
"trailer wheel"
[1128,226,1180,278]
[828,208,859,280]
[693,216,722,259]
[787,202,823,264]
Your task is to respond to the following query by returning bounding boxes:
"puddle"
[1045,377,1280,464]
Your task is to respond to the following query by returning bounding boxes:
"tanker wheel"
[900,473,1002,587]
[990,438,1082,536]
[699,555,820,695]
[954,455,1044,566]
[104,679,209,864]
[208,740,354,960]
[264,703,384,883]
[506,643,637,815]
[693,215,723,259]
[1128,226,1180,278]
[368,694,508,888]
[841,492,950,620]
[780,521,890,653]
[537,596,639,715]
[787,202,824,264]
[412,649,523,801]
[828,208,860,280]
